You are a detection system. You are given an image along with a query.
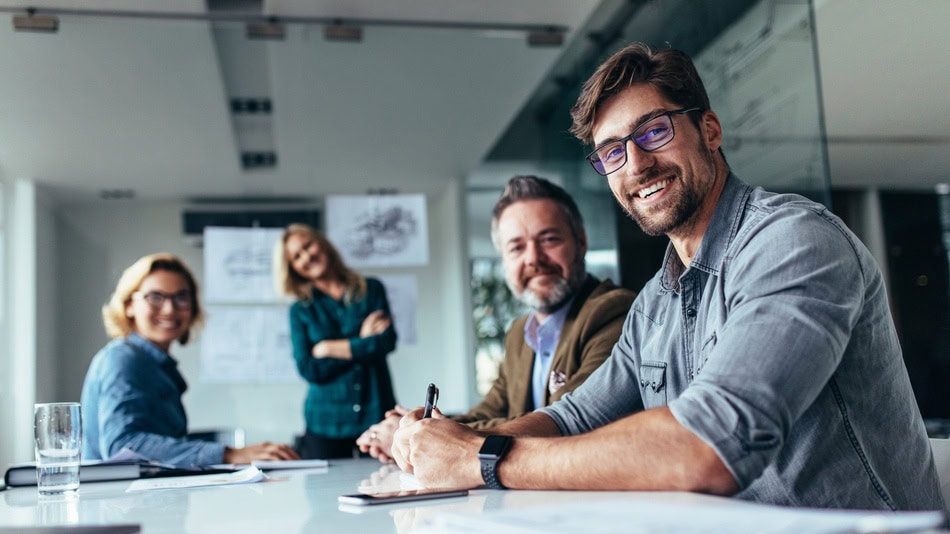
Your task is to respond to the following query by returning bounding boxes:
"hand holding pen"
[423,383,439,419]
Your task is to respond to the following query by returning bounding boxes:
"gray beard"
[515,256,587,315]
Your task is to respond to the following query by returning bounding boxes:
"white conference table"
[1,458,946,533]
[0,458,733,533]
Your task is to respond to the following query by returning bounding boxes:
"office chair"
[931,438,950,506]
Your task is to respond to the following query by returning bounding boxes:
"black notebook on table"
[3,461,236,487]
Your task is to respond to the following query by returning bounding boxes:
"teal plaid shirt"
[288,277,397,438]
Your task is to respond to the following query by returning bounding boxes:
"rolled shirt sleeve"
[668,206,865,486]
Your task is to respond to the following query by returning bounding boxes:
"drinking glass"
[33,402,82,495]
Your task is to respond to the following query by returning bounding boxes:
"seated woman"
[81,252,299,467]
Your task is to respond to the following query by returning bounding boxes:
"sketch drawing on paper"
[223,246,272,277]
[343,205,418,259]
[326,194,429,267]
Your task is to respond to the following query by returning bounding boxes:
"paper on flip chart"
[414,497,946,534]
[126,466,267,492]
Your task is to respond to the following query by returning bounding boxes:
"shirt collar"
[661,173,752,290]
[127,332,178,367]
[523,294,576,354]
[127,332,188,393]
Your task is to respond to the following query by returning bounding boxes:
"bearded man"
[356,175,635,462]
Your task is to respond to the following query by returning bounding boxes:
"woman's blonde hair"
[102,252,204,345]
[272,223,366,302]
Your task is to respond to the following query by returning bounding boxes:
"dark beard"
[622,145,717,237]
[624,170,703,237]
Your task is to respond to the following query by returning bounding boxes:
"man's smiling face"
[592,83,720,237]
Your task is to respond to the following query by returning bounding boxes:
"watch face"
[478,435,513,458]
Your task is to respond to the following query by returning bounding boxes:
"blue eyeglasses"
[586,107,700,176]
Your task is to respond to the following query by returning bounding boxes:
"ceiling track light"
[12,9,59,33]
[0,6,568,46]
[324,21,362,42]
[246,19,284,40]
[527,29,564,48]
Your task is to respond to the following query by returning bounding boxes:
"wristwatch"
[478,435,513,489]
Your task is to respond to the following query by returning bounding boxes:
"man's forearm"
[495,407,739,493]
[488,411,562,437]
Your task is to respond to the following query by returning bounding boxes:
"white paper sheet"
[126,466,267,492]
[415,497,946,534]
[375,274,418,346]
[325,194,429,267]
[199,305,299,383]
[213,459,329,471]
[203,226,285,303]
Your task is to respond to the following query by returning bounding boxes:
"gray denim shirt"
[542,174,946,513]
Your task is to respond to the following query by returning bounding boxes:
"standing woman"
[274,224,398,459]
[82,253,299,466]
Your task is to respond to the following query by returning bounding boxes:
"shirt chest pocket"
[639,361,668,408]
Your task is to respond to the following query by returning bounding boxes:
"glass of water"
[33,402,82,495]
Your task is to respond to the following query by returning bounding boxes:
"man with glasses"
[392,43,945,513]
[356,175,635,462]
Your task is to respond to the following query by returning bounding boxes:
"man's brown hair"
[570,42,712,146]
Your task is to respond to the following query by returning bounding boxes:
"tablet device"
[338,488,468,506]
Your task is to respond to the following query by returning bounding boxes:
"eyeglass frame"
[131,290,194,311]
[585,107,702,176]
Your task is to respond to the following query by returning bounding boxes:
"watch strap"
[480,457,506,489]
[478,435,513,490]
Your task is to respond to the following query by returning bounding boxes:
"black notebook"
[4,461,142,487]
[4,456,241,488]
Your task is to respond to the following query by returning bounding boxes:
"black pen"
[422,383,439,418]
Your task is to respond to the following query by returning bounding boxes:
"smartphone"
[338,488,468,506]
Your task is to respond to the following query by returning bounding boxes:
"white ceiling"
[0,0,947,204]
[814,0,950,189]
[0,0,599,201]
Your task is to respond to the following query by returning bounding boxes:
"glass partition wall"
[467,0,832,395]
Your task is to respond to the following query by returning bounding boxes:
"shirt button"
[686,308,697,317]
[352,404,361,413]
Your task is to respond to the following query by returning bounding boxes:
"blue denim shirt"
[542,175,946,512]
[81,333,225,467]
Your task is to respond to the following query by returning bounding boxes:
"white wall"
[0,180,39,470]
[43,182,472,454]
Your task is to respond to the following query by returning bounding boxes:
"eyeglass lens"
[139,291,192,310]
[587,108,698,176]
[591,115,675,175]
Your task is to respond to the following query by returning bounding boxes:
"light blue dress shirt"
[524,296,574,410]
[542,174,946,512]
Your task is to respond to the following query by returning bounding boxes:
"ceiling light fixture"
[324,21,363,42]
[246,18,284,40]
[12,9,59,33]
[527,29,564,48]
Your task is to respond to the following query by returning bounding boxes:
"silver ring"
[370,431,378,441]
